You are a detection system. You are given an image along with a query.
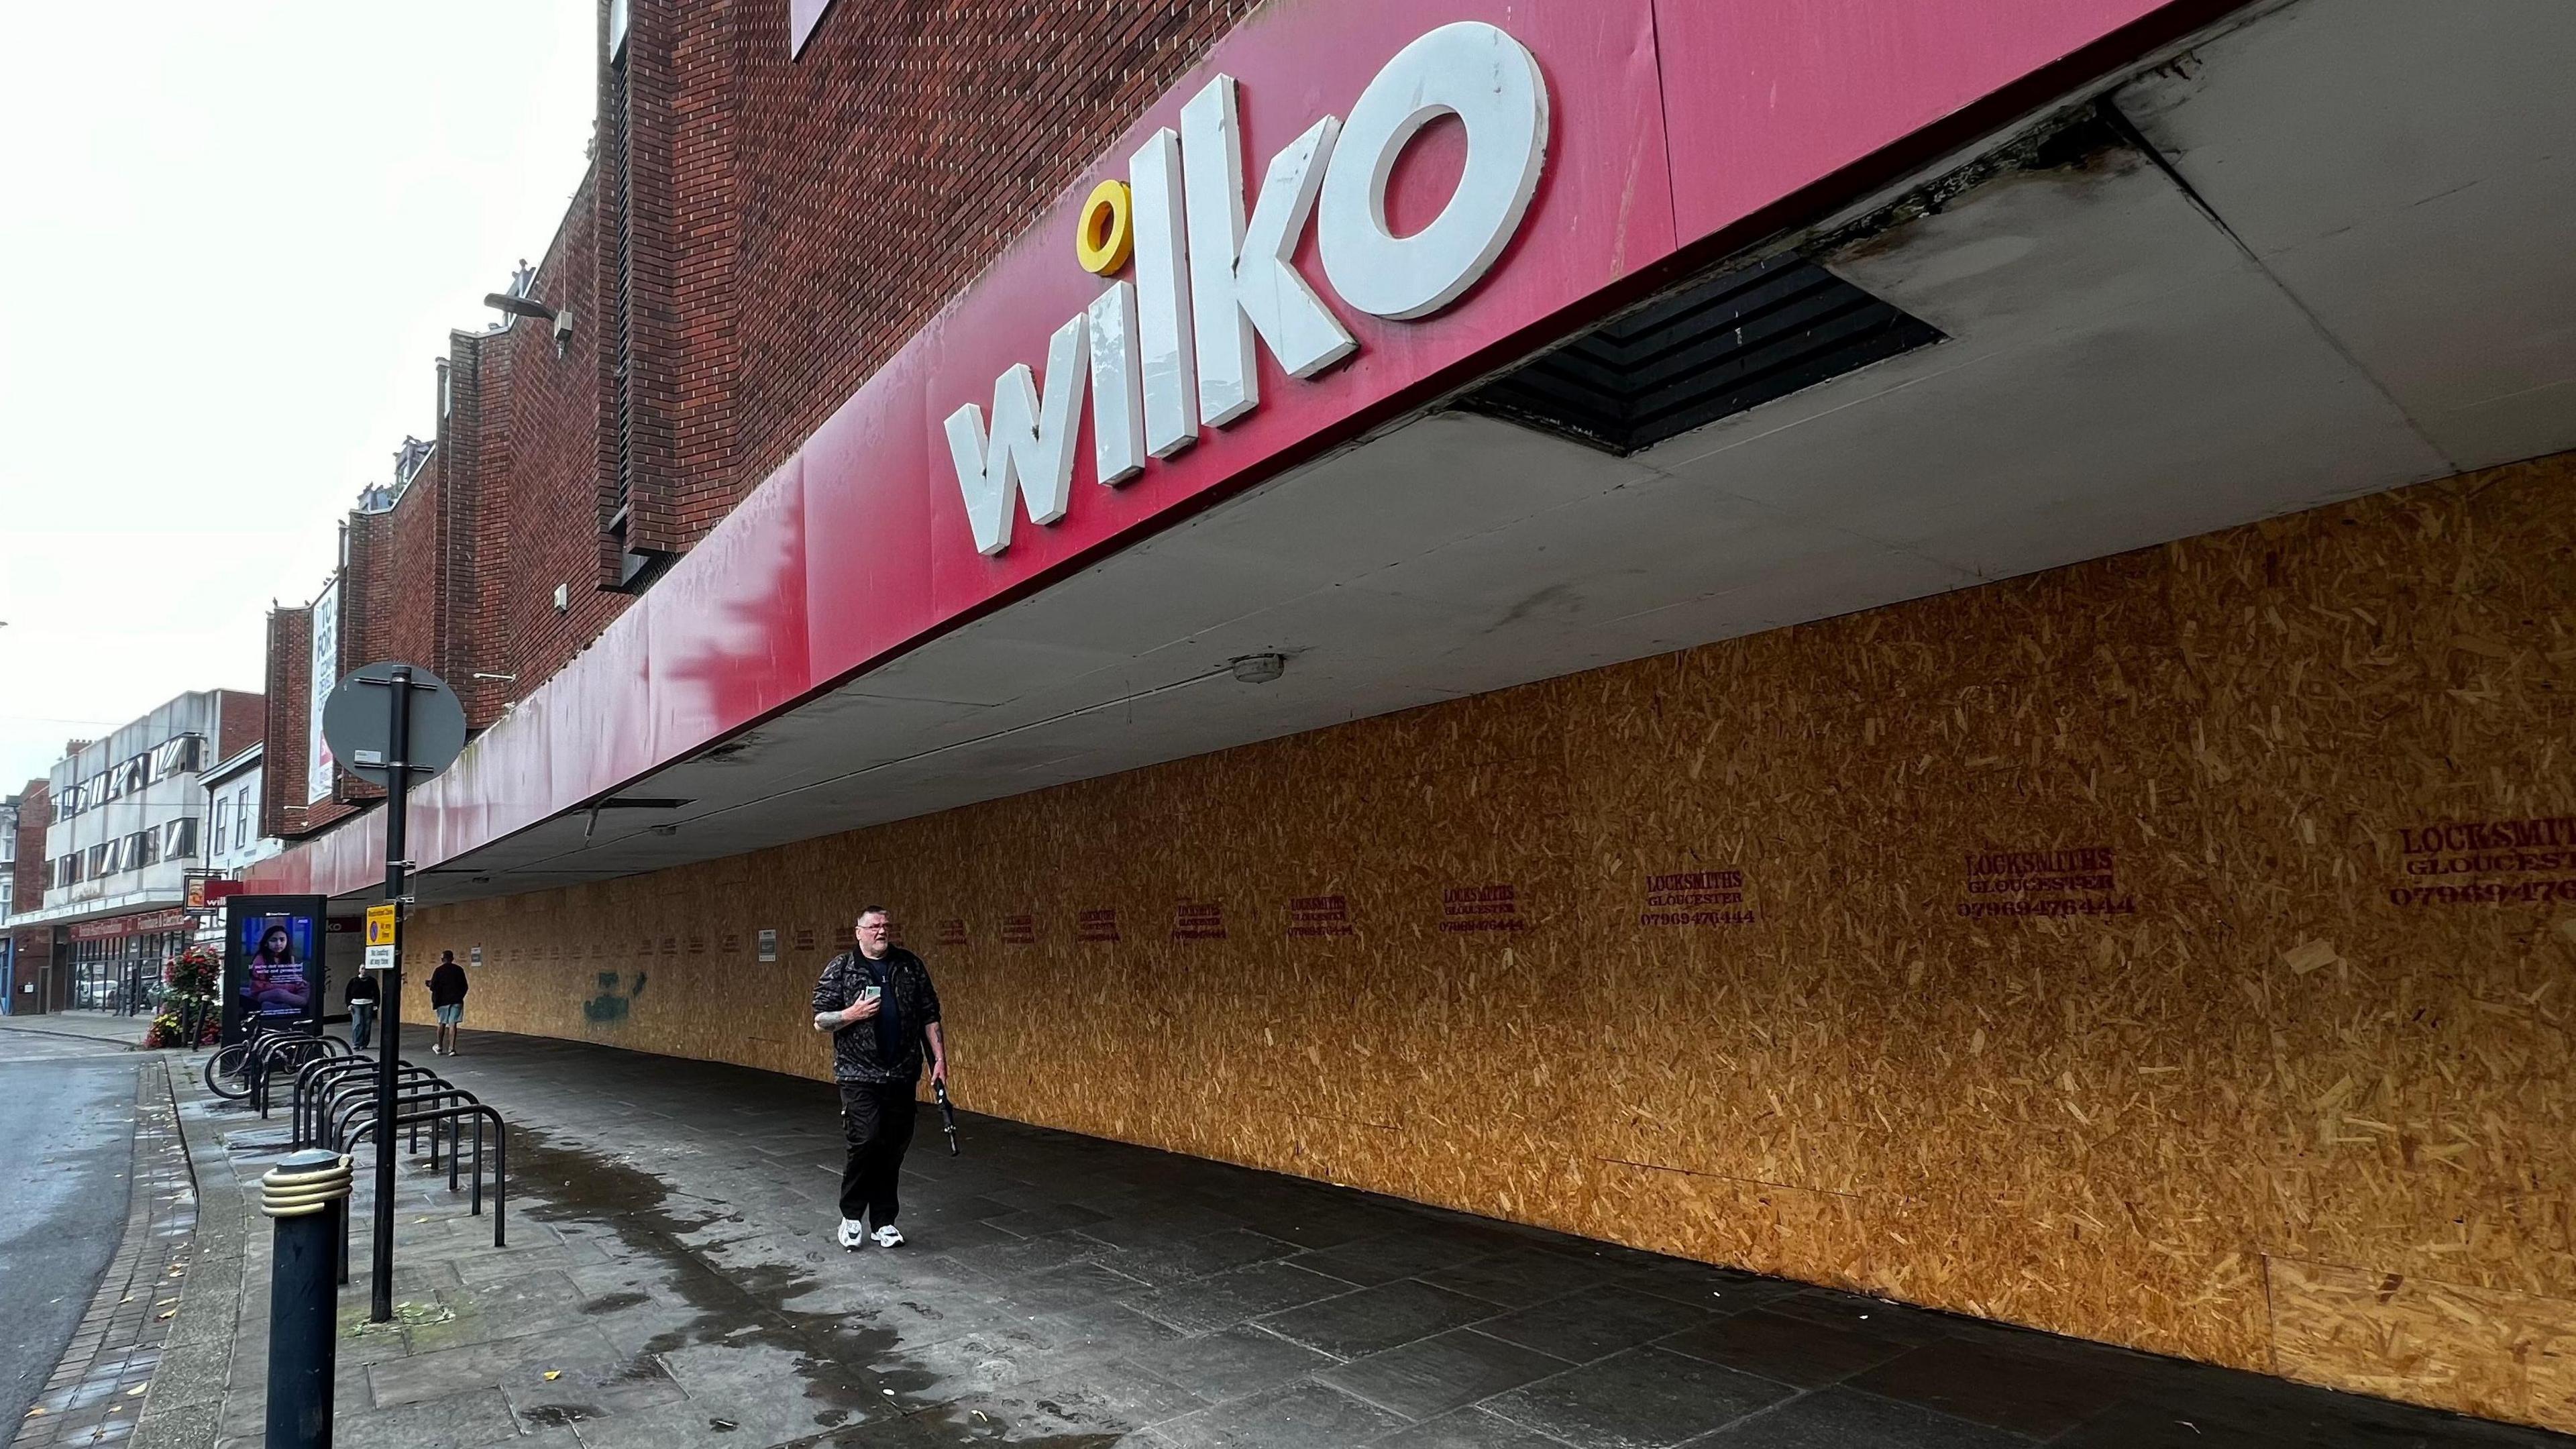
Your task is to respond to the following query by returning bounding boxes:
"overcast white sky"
[0,3,596,792]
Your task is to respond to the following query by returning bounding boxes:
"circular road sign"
[321,661,469,790]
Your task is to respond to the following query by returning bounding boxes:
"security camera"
[551,308,576,356]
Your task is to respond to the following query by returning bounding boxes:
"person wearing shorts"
[428,950,470,1055]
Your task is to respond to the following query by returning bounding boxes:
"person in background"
[811,907,946,1250]
[428,949,470,1056]
[345,968,380,1050]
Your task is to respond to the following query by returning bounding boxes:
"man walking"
[811,907,946,1250]
[427,950,470,1057]
[345,969,380,1050]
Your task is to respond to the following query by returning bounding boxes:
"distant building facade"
[14,690,262,1012]
[3,782,51,1012]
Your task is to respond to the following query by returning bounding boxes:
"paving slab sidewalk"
[129,1033,2569,1449]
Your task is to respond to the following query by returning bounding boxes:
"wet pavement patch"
[510,1125,1139,1445]
[514,1128,909,1424]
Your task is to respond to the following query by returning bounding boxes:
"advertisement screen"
[222,894,329,1044]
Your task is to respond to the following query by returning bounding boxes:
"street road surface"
[0,1031,139,1430]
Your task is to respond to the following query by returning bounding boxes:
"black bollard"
[262,1148,354,1449]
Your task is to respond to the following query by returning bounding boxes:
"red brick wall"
[606,0,744,556]
[322,345,517,731]
[341,512,393,796]
[446,329,513,729]
[11,780,48,914]
[720,1,1261,521]
[262,606,358,837]
[505,166,635,694]
[570,0,1266,561]
[385,451,445,676]
[260,1,1275,822]
[215,691,265,765]
[12,780,53,1011]
[263,606,308,837]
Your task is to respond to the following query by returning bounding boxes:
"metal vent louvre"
[1457,254,1942,455]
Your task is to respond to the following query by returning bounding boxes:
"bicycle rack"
[325,1080,481,1161]
[328,1081,490,1280]
[284,1054,513,1283]
[290,1057,380,1146]
[325,1079,500,1211]
[293,1059,445,1148]
[337,1104,507,1281]
[252,1032,350,1118]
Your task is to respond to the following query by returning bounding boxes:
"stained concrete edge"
[131,1057,241,1449]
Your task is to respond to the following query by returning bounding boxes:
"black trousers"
[839,1081,918,1226]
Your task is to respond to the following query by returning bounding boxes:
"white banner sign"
[307,579,339,802]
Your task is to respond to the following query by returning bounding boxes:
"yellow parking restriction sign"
[364,904,398,970]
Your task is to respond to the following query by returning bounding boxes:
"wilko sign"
[943,23,1548,557]
[186,875,246,909]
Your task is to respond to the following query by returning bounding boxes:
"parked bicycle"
[205,1020,325,1101]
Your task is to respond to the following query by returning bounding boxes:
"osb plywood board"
[2270,1256,2576,1428]
[405,450,2576,1428]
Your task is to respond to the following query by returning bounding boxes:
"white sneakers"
[835,1218,906,1250]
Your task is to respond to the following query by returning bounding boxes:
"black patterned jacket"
[810,947,942,1085]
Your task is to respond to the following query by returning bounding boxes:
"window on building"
[162,818,197,861]
[239,788,254,845]
[89,841,114,877]
[118,756,149,795]
[1,878,11,914]
[151,736,202,781]
[213,796,229,855]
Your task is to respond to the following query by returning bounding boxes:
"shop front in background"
[66,908,191,1015]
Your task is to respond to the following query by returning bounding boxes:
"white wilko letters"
[943,21,1548,555]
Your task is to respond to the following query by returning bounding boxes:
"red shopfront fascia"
[250,0,2241,901]
[70,908,193,943]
